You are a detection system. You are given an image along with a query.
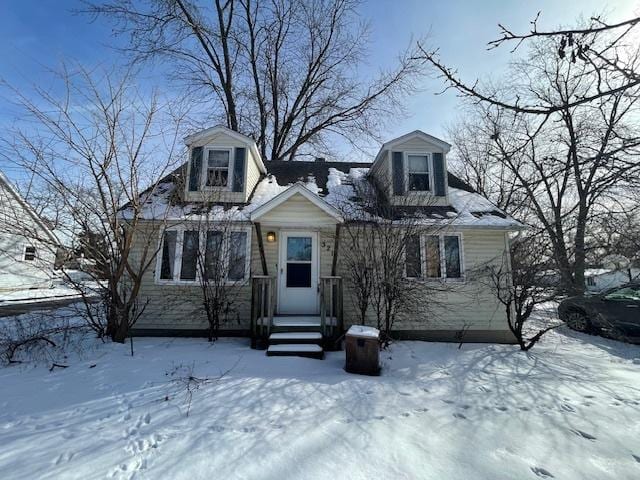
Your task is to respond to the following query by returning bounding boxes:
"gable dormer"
[370,130,452,206]
[183,125,267,203]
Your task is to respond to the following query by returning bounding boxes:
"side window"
[405,235,422,278]
[407,154,430,191]
[205,149,230,187]
[425,236,441,278]
[444,235,462,278]
[23,246,37,261]
[228,231,248,281]
[160,231,177,280]
[179,231,199,280]
[204,231,224,280]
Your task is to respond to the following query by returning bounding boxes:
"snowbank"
[0,305,639,479]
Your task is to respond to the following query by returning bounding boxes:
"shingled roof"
[263,160,476,195]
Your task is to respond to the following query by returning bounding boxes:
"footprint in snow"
[570,429,597,441]
[401,412,411,417]
[53,452,74,465]
[632,454,640,463]
[453,413,466,420]
[496,406,508,412]
[373,415,385,421]
[560,403,575,413]
[414,407,429,413]
[531,466,554,478]
[442,399,455,405]
[209,425,225,432]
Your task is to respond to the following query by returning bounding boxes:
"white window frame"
[440,233,465,281]
[402,232,465,282]
[23,245,37,261]
[404,152,433,193]
[155,225,251,285]
[201,146,234,191]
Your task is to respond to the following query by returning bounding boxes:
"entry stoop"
[266,319,325,359]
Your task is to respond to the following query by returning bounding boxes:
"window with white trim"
[407,154,431,192]
[404,233,463,280]
[205,149,231,187]
[23,245,36,261]
[157,227,250,283]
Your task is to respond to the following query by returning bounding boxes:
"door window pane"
[204,231,223,280]
[425,235,441,278]
[287,237,312,261]
[160,231,177,280]
[180,230,199,280]
[444,235,461,278]
[287,264,311,287]
[228,231,247,281]
[405,235,422,278]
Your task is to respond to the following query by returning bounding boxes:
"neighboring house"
[124,126,524,356]
[0,171,59,291]
[585,268,640,293]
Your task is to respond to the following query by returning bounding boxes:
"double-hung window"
[205,149,230,187]
[404,233,463,280]
[157,227,249,283]
[407,154,431,192]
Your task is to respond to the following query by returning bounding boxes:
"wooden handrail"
[319,276,343,338]
[251,275,276,347]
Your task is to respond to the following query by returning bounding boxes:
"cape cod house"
[126,126,524,357]
[0,170,59,291]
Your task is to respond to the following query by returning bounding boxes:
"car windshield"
[604,285,640,301]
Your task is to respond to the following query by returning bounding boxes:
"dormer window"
[205,148,231,188]
[407,154,431,191]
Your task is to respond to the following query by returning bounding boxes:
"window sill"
[404,277,466,284]
[154,278,249,287]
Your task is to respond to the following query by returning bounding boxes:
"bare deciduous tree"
[1,66,184,343]
[335,171,454,346]
[481,234,561,351]
[86,0,425,161]
[446,36,640,294]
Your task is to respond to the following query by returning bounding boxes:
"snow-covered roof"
[123,163,524,230]
[0,170,60,246]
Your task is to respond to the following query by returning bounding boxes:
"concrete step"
[266,343,324,359]
[272,316,337,328]
[269,332,323,345]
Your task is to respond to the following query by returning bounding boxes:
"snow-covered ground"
[0,285,83,305]
[1,309,639,479]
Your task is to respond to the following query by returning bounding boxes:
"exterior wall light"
[266,231,276,243]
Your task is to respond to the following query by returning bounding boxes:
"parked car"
[558,283,640,343]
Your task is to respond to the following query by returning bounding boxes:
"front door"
[278,231,319,314]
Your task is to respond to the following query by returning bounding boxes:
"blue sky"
[1,0,638,181]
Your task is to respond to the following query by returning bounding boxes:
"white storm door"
[278,232,319,314]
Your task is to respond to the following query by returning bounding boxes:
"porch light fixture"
[266,231,276,243]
